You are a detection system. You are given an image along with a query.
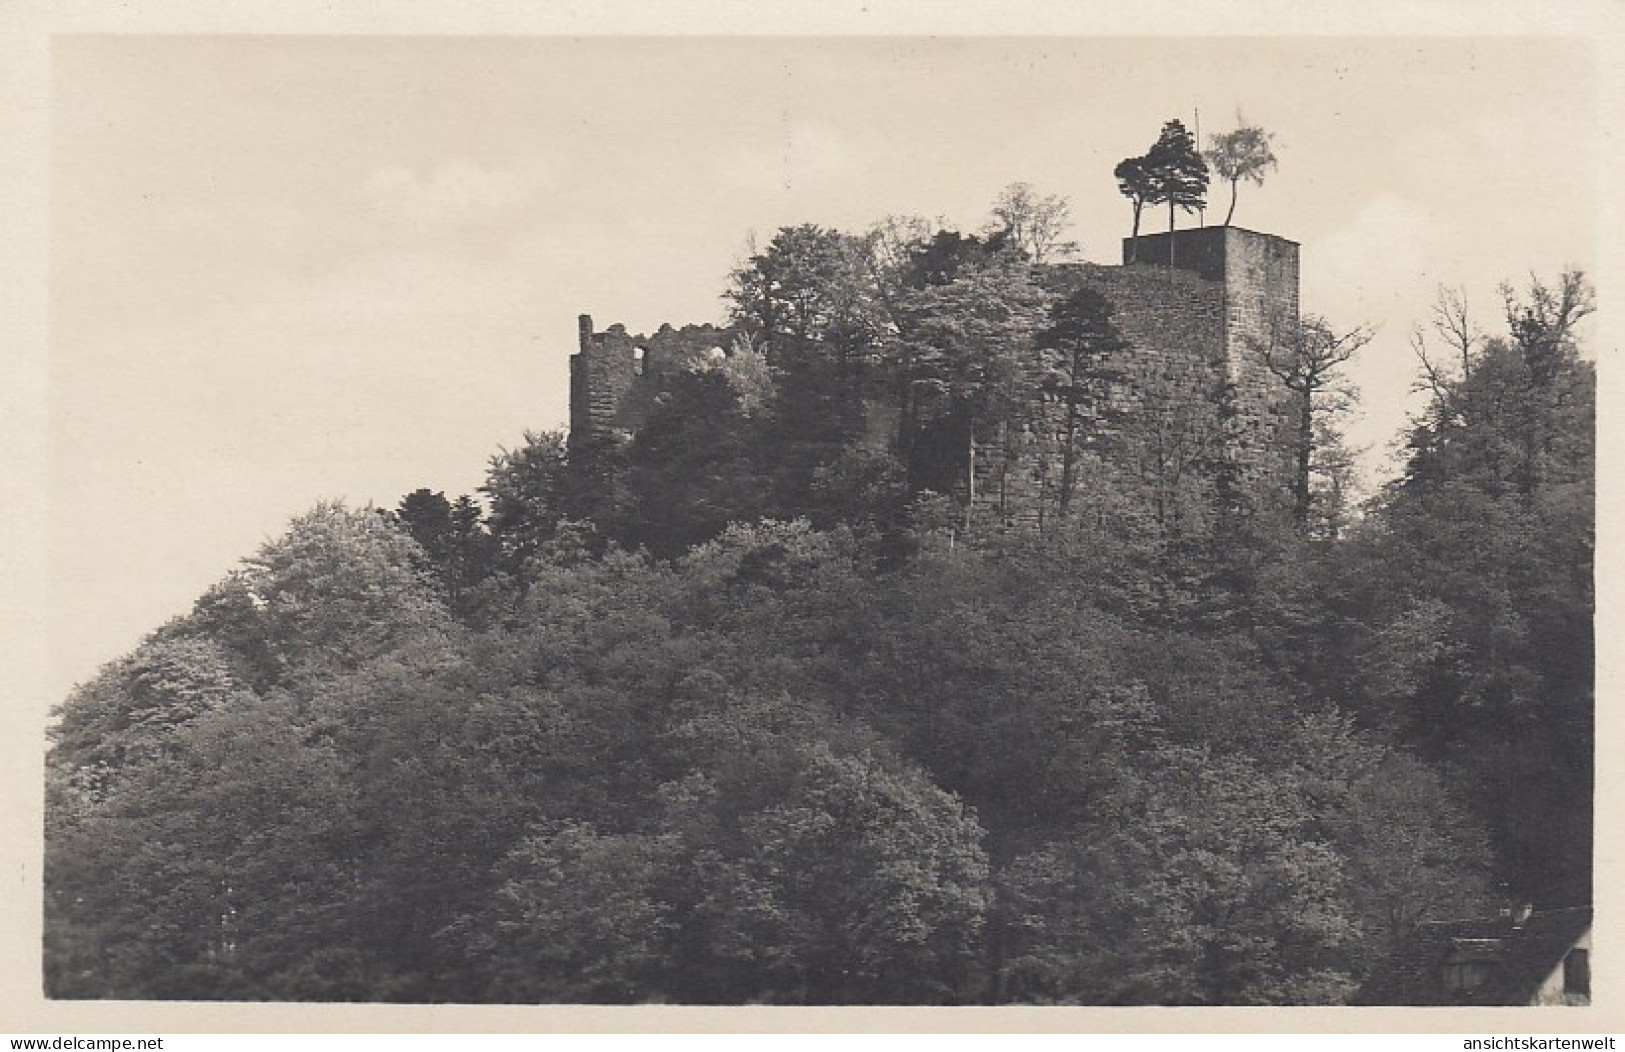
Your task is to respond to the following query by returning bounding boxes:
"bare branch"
[1409,327,1453,402]
[985,183,1079,264]
[1428,285,1480,381]
[1252,313,1373,396]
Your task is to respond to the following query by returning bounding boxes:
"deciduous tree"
[1250,314,1373,532]
[1343,271,1595,906]
[1203,118,1278,227]
[482,430,576,573]
[891,257,1054,530]
[984,182,1078,264]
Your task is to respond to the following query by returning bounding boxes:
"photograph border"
[4,0,1621,1034]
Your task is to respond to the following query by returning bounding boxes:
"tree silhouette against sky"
[1204,117,1279,228]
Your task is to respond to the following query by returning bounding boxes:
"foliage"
[43,478,1527,1004]
[1325,272,1594,907]
[44,180,1587,1008]
[724,224,884,368]
[984,182,1078,264]
[1113,154,1156,262]
[1248,315,1373,533]
[184,502,453,691]
[395,489,501,617]
[889,254,1054,520]
[482,430,575,571]
[1203,118,1278,227]
[1143,120,1209,253]
[622,368,771,558]
[1034,287,1130,515]
[996,746,1361,1005]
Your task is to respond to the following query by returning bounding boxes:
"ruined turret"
[567,314,736,454]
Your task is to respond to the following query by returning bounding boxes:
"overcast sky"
[43,33,1602,703]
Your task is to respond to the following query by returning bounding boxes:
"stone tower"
[568,314,639,452]
[1126,225,1302,489]
[971,225,1302,530]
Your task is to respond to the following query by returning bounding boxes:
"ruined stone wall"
[569,315,638,450]
[1067,262,1230,393]
[568,226,1301,534]
[567,315,735,452]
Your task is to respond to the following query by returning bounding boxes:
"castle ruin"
[568,224,1302,533]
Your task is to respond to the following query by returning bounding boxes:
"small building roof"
[1353,906,1592,1006]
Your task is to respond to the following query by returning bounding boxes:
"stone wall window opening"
[633,346,647,376]
[1564,948,1590,997]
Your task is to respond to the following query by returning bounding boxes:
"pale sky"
[42,34,1602,704]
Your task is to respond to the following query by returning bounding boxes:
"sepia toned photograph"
[29,27,1601,1015]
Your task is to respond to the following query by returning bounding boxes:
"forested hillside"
[44,206,1594,1004]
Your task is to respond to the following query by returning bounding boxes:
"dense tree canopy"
[48,496,1509,1003]
[45,174,1591,1005]
[1330,272,1595,908]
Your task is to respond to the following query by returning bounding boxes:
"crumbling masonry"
[568,225,1302,531]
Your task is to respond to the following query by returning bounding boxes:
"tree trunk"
[1224,179,1238,227]
[965,427,976,534]
[1294,398,1314,529]
[1168,202,1177,268]
[994,420,1005,521]
[1128,203,1142,263]
[897,348,916,458]
[1059,409,1079,517]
